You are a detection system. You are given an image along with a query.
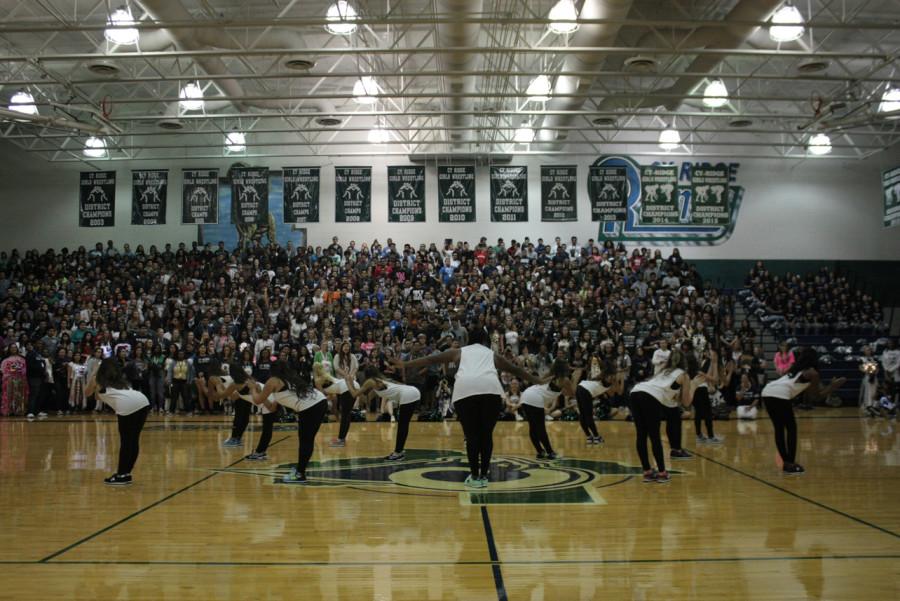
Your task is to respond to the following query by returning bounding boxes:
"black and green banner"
[335,167,371,222]
[588,166,627,222]
[883,165,900,228]
[79,170,115,227]
[639,165,679,225]
[438,165,476,222]
[182,169,219,224]
[490,166,528,222]
[283,167,320,223]
[387,166,426,223]
[690,166,729,225]
[131,169,167,225]
[231,167,269,225]
[540,165,577,222]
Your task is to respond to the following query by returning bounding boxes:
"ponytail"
[270,359,312,395]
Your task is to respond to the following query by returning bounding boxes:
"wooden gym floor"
[0,409,898,600]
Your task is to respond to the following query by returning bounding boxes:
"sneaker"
[104,473,133,486]
[545,415,554,422]
[56,411,64,416]
[546,452,562,460]
[282,468,308,484]
[642,470,657,483]
[329,438,346,448]
[38,412,48,418]
[477,476,489,488]
[655,470,672,484]
[515,414,524,421]
[696,435,708,444]
[464,475,484,489]
[586,437,595,445]
[390,415,396,423]
[706,435,725,445]
[593,435,604,444]
[783,463,805,476]
[245,452,268,461]
[26,413,35,420]
[536,451,547,460]
[385,451,405,461]
[670,449,693,460]
[222,438,242,447]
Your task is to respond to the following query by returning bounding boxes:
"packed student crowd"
[0,236,893,423]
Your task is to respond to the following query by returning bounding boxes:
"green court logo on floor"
[215,449,649,505]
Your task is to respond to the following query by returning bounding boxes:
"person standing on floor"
[329,341,358,447]
[575,361,616,445]
[760,347,845,475]
[391,327,541,489]
[253,360,327,484]
[520,360,577,459]
[1,344,28,416]
[25,342,48,419]
[85,358,150,486]
[628,349,693,484]
[216,363,275,461]
[346,366,421,461]
[684,342,721,444]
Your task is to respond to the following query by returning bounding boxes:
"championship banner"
[490,166,528,222]
[283,167,319,223]
[131,169,167,225]
[182,169,219,224]
[883,165,900,228]
[588,165,627,221]
[438,165,476,222]
[231,167,269,225]
[335,167,371,222]
[79,170,115,227]
[690,166,730,225]
[540,165,577,222]
[639,165,679,224]
[387,166,426,222]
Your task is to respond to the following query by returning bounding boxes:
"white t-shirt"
[578,379,610,398]
[521,383,561,408]
[374,381,421,406]
[272,387,326,412]
[452,344,504,403]
[631,369,685,408]
[762,373,810,400]
[97,387,150,416]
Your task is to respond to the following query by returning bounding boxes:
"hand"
[830,377,847,389]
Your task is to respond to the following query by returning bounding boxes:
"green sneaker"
[477,477,489,488]
[464,475,483,489]
[282,467,308,484]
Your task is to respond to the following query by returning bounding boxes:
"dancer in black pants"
[575,364,616,445]
[760,347,845,475]
[628,350,692,484]
[346,366,421,460]
[85,358,150,486]
[392,327,540,489]
[330,341,358,447]
[255,360,327,484]
[520,360,578,458]
[684,344,721,444]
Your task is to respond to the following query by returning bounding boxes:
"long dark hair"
[468,326,487,345]
[96,357,130,389]
[270,359,312,395]
[228,362,250,385]
[789,347,818,376]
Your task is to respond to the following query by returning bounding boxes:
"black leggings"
[630,392,665,472]
[231,399,251,440]
[297,400,328,476]
[394,401,419,453]
[764,397,797,464]
[693,387,714,438]
[116,406,149,475]
[336,391,355,440]
[576,387,599,438]
[255,412,278,454]
[454,394,502,478]
[664,405,683,451]
[522,404,554,455]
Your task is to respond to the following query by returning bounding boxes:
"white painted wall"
[0,143,898,260]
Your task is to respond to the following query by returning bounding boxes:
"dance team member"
[346,366,421,460]
[520,360,578,459]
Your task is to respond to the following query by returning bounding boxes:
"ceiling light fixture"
[8,90,38,115]
[83,137,108,158]
[702,79,729,108]
[807,133,832,155]
[879,87,900,113]
[325,1,358,35]
[769,4,805,43]
[368,125,389,144]
[225,131,246,153]
[514,126,535,143]
[548,0,579,34]
[352,76,379,104]
[179,82,204,112]
[658,127,681,151]
[104,6,139,46]
[526,75,552,102]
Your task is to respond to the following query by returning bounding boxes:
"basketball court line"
[38,435,292,563]
[692,450,900,540]
[481,506,509,601]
